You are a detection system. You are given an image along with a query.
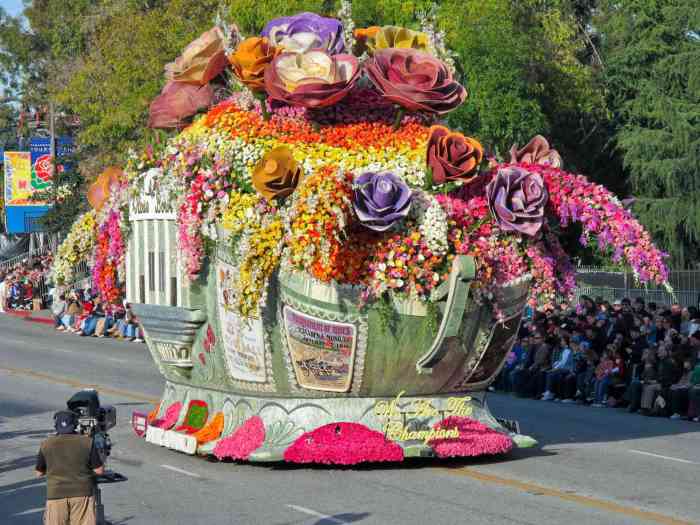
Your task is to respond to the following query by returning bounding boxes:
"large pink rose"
[148,81,213,129]
[509,135,562,168]
[264,50,360,108]
[365,49,466,115]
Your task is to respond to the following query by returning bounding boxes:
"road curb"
[4,310,55,326]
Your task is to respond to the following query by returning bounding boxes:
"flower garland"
[285,166,355,282]
[52,210,97,285]
[221,192,283,317]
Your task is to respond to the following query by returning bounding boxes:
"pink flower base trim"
[149,402,182,430]
[213,416,265,460]
[428,416,513,458]
[284,422,404,465]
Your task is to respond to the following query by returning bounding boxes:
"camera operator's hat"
[54,410,78,434]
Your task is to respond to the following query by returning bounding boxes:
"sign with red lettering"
[283,305,356,392]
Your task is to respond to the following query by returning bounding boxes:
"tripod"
[95,471,128,525]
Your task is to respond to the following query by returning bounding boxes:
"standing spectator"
[51,294,67,329]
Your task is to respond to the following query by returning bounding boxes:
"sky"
[1,0,24,16]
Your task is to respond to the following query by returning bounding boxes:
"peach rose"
[165,27,228,86]
[252,147,302,200]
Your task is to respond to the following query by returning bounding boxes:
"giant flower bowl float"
[117,10,670,465]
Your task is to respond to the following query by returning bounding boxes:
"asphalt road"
[1,315,698,525]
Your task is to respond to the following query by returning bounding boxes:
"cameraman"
[35,411,105,525]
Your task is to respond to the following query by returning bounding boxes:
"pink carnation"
[428,416,513,458]
[283,422,404,465]
[213,416,265,460]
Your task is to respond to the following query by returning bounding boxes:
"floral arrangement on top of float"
[126,5,670,321]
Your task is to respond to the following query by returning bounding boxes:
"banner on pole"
[3,151,32,205]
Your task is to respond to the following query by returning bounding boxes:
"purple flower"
[353,172,412,232]
[261,12,345,55]
[486,166,548,236]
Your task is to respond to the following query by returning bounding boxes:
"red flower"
[365,49,466,115]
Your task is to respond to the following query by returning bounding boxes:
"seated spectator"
[591,346,615,407]
[495,336,529,392]
[541,334,574,401]
[60,292,81,331]
[604,347,627,407]
[670,359,694,419]
[626,348,657,412]
[511,332,549,397]
[80,297,104,337]
[687,362,700,422]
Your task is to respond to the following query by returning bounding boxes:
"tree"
[597,0,700,267]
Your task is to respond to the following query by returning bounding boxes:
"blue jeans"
[546,369,570,393]
[82,316,99,336]
[594,376,611,404]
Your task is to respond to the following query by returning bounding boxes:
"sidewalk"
[5,308,56,326]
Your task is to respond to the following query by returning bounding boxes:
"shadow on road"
[0,428,52,442]
[0,478,45,525]
[0,455,38,475]
[486,392,700,449]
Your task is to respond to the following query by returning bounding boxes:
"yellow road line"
[0,366,160,405]
[440,466,693,525]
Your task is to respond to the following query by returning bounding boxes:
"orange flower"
[354,26,381,40]
[426,125,483,184]
[88,167,123,211]
[228,37,279,92]
[252,146,302,200]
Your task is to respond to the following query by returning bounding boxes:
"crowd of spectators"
[50,286,143,343]
[494,296,700,422]
[0,251,143,343]
[0,253,54,311]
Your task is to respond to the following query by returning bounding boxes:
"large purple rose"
[486,167,548,236]
[261,12,345,55]
[353,172,412,232]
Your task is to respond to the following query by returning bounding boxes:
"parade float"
[54,7,670,465]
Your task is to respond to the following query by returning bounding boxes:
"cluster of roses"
[229,12,464,115]
[129,8,672,318]
[148,11,468,128]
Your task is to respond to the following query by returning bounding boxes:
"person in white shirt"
[0,274,7,313]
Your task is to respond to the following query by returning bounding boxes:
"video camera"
[67,389,116,463]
